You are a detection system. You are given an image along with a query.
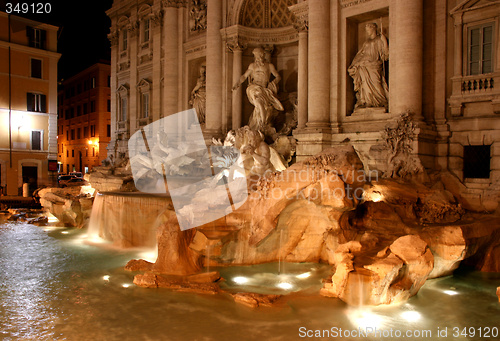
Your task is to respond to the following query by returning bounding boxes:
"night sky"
[2,0,113,80]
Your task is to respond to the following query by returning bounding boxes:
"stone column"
[151,6,163,122]
[228,42,245,130]
[107,28,118,157]
[297,30,308,128]
[129,19,138,136]
[389,0,423,117]
[306,0,330,128]
[163,5,179,117]
[205,0,223,135]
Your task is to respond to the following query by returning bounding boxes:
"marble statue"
[232,47,284,132]
[348,23,389,109]
[189,63,207,124]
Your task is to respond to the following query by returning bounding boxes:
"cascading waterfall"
[87,192,172,249]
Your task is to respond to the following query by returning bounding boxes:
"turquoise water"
[0,220,499,341]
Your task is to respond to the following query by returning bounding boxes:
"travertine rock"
[133,271,220,294]
[231,293,281,308]
[497,287,500,303]
[125,146,499,306]
[38,187,93,228]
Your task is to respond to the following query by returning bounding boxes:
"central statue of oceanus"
[232,47,284,132]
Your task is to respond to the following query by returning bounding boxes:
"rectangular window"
[107,99,111,112]
[91,77,96,89]
[91,125,96,137]
[84,126,89,138]
[122,30,128,51]
[71,129,75,140]
[77,106,81,116]
[468,23,494,75]
[107,75,111,87]
[31,59,42,78]
[120,97,127,121]
[83,103,88,115]
[107,124,111,137]
[77,128,81,139]
[463,145,491,179]
[31,131,42,150]
[143,19,150,42]
[27,93,46,113]
[141,92,149,118]
[72,150,74,157]
[27,27,46,49]
[90,101,96,113]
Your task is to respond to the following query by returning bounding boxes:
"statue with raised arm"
[232,47,284,132]
[189,63,207,124]
[348,23,389,110]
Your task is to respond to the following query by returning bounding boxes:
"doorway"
[22,166,38,196]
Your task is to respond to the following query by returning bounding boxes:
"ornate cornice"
[221,25,298,47]
[108,30,119,46]
[226,38,247,53]
[128,20,140,37]
[162,0,187,8]
[289,1,308,32]
[151,10,164,27]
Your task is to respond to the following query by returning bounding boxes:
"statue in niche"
[189,62,206,124]
[189,0,207,32]
[348,23,389,110]
[232,47,284,133]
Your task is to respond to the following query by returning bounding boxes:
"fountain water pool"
[0,220,499,341]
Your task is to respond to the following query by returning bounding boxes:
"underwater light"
[401,311,422,322]
[122,283,131,288]
[61,231,69,234]
[276,282,293,290]
[103,275,110,281]
[296,272,311,279]
[443,290,459,296]
[347,309,385,330]
[233,276,249,284]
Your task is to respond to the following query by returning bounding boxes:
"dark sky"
[2,0,113,80]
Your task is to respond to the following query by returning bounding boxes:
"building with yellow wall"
[0,12,60,195]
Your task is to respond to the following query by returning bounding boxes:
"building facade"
[106,0,500,209]
[57,62,112,174]
[0,12,60,195]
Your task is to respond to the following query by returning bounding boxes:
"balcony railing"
[461,76,494,93]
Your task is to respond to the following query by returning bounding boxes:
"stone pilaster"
[107,28,118,157]
[389,0,423,118]
[227,42,246,130]
[163,6,179,117]
[289,1,309,129]
[205,0,223,136]
[306,0,330,129]
[152,5,163,122]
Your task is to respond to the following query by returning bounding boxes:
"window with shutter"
[468,23,494,75]
[31,131,42,150]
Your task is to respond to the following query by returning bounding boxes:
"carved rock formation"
[126,146,500,306]
[38,187,94,228]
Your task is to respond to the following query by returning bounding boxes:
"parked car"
[59,177,89,188]
[58,174,76,185]
[69,172,83,178]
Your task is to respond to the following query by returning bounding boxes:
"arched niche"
[223,0,300,127]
